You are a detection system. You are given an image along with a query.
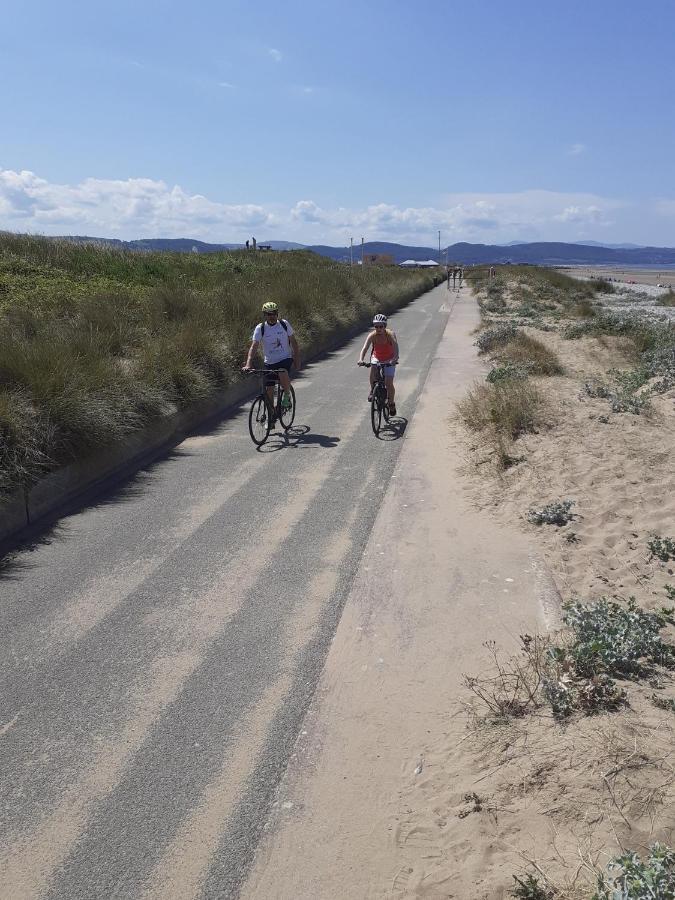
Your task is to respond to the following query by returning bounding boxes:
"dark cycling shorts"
[264,357,292,386]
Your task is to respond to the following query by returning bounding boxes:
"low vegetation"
[458,265,675,898]
[512,842,675,899]
[0,232,442,496]
[465,598,674,723]
[527,499,575,526]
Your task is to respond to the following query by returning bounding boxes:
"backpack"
[260,318,289,336]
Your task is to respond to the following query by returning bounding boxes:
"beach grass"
[0,232,442,496]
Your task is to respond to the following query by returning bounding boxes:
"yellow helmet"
[262,301,278,313]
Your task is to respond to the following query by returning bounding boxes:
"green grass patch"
[0,232,441,496]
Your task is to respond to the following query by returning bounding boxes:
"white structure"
[399,259,439,268]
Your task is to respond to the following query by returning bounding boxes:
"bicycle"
[358,361,397,436]
[245,369,296,446]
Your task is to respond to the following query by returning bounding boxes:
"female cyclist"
[357,313,399,415]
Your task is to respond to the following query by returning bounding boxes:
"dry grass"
[499,332,565,376]
[458,378,546,442]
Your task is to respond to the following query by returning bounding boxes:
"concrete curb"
[0,283,442,554]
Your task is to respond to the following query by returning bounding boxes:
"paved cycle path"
[1,282,459,899]
[239,288,558,899]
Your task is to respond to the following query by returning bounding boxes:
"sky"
[2,0,674,247]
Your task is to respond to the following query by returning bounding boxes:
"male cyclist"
[243,302,300,411]
[358,313,399,415]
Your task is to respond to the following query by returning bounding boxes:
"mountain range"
[60,236,675,265]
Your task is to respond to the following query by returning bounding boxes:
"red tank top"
[371,330,395,362]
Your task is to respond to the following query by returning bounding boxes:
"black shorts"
[264,357,292,386]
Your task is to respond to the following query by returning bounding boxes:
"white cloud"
[0,169,271,238]
[218,81,235,89]
[569,143,586,155]
[269,48,282,62]
[554,204,607,224]
[0,170,635,244]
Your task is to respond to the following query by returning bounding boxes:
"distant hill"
[54,236,675,265]
[573,240,645,250]
[311,240,675,265]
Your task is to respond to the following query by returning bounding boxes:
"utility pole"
[350,237,353,267]
[361,237,364,266]
[438,230,441,262]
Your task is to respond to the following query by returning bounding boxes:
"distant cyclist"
[243,302,300,410]
[357,313,399,415]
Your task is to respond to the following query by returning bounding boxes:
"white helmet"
[372,313,387,325]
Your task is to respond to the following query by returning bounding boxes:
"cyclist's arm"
[290,334,300,369]
[391,332,400,363]
[358,335,373,363]
[244,339,260,369]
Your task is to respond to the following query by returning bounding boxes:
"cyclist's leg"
[278,368,291,392]
[368,367,376,400]
[264,365,277,409]
[385,374,395,404]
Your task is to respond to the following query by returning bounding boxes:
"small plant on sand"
[511,873,554,899]
[465,599,674,723]
[459,378,545,442]
[527,500,575,526]
[487,363,529,383]
[463,636,549,722]
[475,322,518,353]
[582,371,652,416]
[651,693,675,713]
[564,598,675,678]
[593,842,675,899]
[666,585,675,602]
[648,535,675,562]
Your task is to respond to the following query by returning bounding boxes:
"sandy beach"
[240,273,675,898]
[558,265,675,289]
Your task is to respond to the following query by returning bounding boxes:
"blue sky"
[2,0,674,246]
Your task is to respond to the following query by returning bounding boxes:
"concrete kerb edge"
[0,282,443,554]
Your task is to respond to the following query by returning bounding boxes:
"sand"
[558,265,675,289]
[239,280,675,899]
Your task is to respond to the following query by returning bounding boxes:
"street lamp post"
[438,230,441,263]
[350,237,353,267]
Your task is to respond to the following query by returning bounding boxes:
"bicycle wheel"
[370,391,382,435]
[382,392,391,423]
[279,384,296,430]
[248,395,271,445]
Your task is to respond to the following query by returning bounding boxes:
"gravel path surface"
[0,283,453,900]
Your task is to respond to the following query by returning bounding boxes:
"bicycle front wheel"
[279,384,296,430]
[248,395,271,445]
[370,393,382,436]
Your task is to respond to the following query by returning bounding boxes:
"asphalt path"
[0,282,457,899]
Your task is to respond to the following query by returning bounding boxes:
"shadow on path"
[256,424,341,453]
[376,416,408,441]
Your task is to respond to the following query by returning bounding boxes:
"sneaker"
[367,392,373,402]
[388,402,397,415]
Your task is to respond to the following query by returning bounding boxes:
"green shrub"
[648,536,675,562]
[487,363,529,383]
[593,843,675,899]
[527,500,575,526]
[475,323,518,353]
[563,598,675,678]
